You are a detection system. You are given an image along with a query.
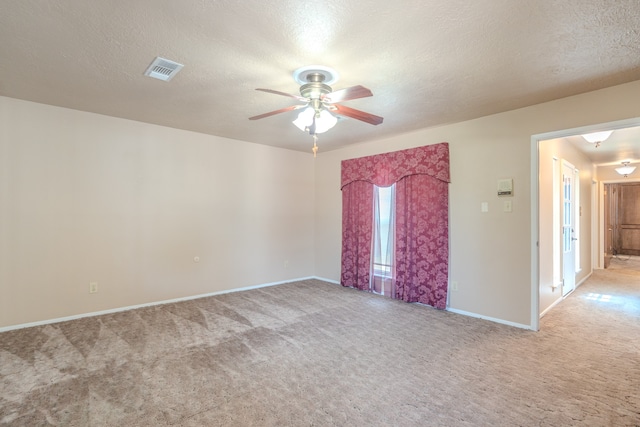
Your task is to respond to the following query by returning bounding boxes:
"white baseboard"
[0,276,319,333]
[446,307,533,330]
[576,270,592,288]
[539,270,593,319]
[539,297,564,318]
[312,276,340,285]
[3,276,534,333]
[316,278,533,329]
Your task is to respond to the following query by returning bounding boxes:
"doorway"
[532,117,640,331]
[605,183,640,256]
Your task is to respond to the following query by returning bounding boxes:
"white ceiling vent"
[144,57,184,82]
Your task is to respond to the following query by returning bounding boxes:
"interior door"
[618,184,640,255]
[562,161,576,296]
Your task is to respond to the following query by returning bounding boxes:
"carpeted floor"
[1,270,639,426]
[608,254,640,271]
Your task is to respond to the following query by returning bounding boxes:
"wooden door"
[618,183,640,255]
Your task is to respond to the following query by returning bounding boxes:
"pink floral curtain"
[340,181,374,290]
[340,143,450,309]
[395,174,449,308]
[341,143,450,188]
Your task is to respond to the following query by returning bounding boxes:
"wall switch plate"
[89,282,98,293]
[481,202,489,213]
[452,281,459,291]
[503,200,512,212]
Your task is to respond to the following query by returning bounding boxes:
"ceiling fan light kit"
[292,107,337,134]
[249,65,383,157]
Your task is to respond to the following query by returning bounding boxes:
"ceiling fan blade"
[249,104,307,120]
[255,88,308,102]
[323,85,373,103]
[333,104,383,125]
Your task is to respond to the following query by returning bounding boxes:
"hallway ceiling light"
[581,130,613,147]
[615,161,636,177]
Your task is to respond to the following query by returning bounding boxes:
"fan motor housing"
[300,82,332,99]
[300,72,332,99]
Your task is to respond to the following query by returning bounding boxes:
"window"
[372,185,395,293]
[340,143,450,309]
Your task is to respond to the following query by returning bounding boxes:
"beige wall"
[3,80,640,330]
[314,80,640,327]
[538,138,594,314]
[0,96,315,328]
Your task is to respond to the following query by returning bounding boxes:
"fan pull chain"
[312,135,318,157]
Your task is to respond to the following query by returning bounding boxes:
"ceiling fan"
[249,66,383,155]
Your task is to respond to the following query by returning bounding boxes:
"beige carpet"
[608,254,640,272]
[1,272,639,426]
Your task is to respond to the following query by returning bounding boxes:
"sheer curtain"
[371,185,395,296]
[340,143,450,309]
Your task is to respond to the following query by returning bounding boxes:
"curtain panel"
[340,180,374,290]
[340,142,450,309]
[395,174,449,308]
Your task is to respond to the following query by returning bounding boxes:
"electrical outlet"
[89,282,98,294]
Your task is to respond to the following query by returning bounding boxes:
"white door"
[562,161,576,296]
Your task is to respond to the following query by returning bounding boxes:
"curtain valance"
[341,142,450,189]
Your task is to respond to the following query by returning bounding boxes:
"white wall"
[314,80,640,328]
[0,96,316,328]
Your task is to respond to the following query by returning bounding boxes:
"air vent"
[144,57,184,82]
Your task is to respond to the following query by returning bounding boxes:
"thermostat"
[498,178,513,197]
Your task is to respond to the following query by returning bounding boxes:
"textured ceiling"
[1,0,640,155]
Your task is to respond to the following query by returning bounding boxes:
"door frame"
[599,179,640,267]
[531,117,640,331]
